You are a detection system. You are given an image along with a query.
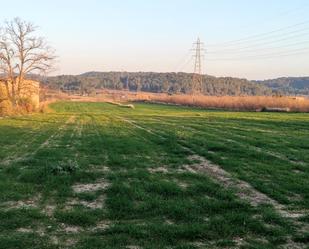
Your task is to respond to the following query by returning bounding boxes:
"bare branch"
[0,17,56,104]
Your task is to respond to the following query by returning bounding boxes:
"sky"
[1,0,309,80]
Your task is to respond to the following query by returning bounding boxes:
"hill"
[43,72,273,96]
[255,77,309,95]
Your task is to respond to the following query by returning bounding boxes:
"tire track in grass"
[115,115,309,238]
[182,154,308,249]
[0,118,46,160]
[183,154,307,218]
[0,115,78,210]
[143,116,306,166]
[99,114,169,166]
[189,123,307,166]
[0,116,59,164]
[69,114,113,233]
[1,115,76,166]
[17,114,109,244]
[88,114,111,161]
[115,116,164,138]
[114,115,178,168]
[113,113,309,241]
[0,114,87,243]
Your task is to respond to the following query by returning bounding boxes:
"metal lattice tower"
[191,38,204,93]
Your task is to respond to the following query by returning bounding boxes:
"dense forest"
[42,72,273,96]
[256,77,309,95]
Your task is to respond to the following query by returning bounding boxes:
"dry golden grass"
[103,90,309,112]
[0,100,14,116]
[47,89,309,112]
[141,94,309,112]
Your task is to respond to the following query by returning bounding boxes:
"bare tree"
[0,18,55,105]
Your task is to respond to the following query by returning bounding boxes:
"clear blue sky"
[2,0,309,79]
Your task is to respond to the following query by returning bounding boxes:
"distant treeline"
[42,71,274,96]
[255,77,309,95]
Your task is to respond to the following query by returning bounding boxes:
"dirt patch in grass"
[43,204,56,217]
[183,152,309,246]
[292,169,304,174]
[165,219,174,225]
[72,180,109,194]
[60,223,83,233]
[87,165,110,173]
[2,194,41,210]
[17,226,45,236]
[173,179,189,189]
[66,195,106,209]
[17,227,33,233]
[92,220,111,231]
[281,239,308,249]
[50,236,59,245]
[185,154,308,221]
[148,166,169,173]
[126,246,141,249]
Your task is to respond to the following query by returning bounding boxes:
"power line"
[175,19,309,71]
[174,49,194,72]
[207,39,309,55]
[214,2,309,41]
[206,47,309,61]
[208,20,309,47]
[205,27,309,60]
[207,28,309,53]
[177,56,194,73]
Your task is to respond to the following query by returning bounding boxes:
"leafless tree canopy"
[0,17,55,104]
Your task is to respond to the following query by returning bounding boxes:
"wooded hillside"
[43,72,273,96]
[255,77,309,95]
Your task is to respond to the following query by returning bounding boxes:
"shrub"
[0,100,14,116]
[39,102,53,113]
[17,97,36,113]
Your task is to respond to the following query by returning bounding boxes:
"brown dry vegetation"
[52,89,309,112]
[139,94,309,112]
[0,80,40,116]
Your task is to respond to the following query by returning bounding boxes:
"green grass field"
[0,102,308,249]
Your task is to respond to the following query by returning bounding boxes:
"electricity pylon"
[191,38,204,94]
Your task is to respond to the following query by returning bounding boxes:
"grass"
[0,101,308,248]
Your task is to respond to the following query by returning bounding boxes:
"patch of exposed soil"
[92,220,111,231]
[72,180,109,193]
[60,223,82,233]
[126,246,141,249]
[148,167,169,173]
[66,195,106,209]
[2,194,41,210]
[185,154,306,219]
[17,228,33,233]
[184,153,309,246]
[43,204,56,216]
